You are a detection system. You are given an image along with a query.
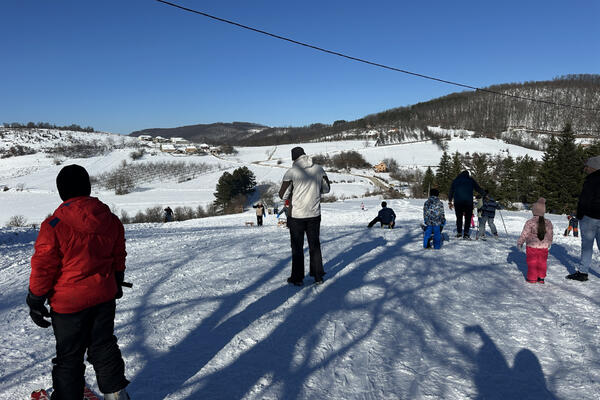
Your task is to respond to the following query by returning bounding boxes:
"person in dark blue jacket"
[476,194,501,240]
[368,201,396,228]
[448,170,485,239]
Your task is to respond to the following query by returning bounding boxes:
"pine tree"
[450,151,463,178]
[214,172,235,212]
[514,155,538,204]
[536,124,585,213]
[422,167,435,197]
[435,151,452,196]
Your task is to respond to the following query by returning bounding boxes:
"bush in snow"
[7,215,27,227]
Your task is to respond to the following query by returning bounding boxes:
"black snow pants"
[50,300,128,400]
[288,216,324,282]
[454,202,473,237]
[257,215,263,226]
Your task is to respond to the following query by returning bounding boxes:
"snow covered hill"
[2,197,599,399]
[0,129,542,226]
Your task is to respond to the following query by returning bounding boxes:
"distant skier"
[367,201,396,229]
[563,211,579,237]
[423,188,446,249]
[448,170,485,240]
[279,147,331,285]
[26,165,130,399]
[164,206,174,222]
[517,197,553,284]
[253,203,266,226]
[476,194,501,240]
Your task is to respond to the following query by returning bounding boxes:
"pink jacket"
[517,216,553,249]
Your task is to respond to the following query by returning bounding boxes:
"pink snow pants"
[526,246,549,282]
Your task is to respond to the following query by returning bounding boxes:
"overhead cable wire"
[156,0,599,113]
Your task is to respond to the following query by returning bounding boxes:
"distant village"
[136,135,222,155]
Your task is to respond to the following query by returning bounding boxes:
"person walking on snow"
[477,194,501,240]
[517,197,553,284]
[26,165,130,400]
[279,147,331,285]
[564,211,579,237]
[253,203,266,226]
[367,201,396,228]
[423,188,446,249]
[448,170,485,240]
[566,155,600,282]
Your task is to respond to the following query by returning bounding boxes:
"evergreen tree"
[435,151,452,196]
[470,153,491,191]
[496,155,516,201]
[213,172,236,212]
[536,124,584,213]
[514,155,538,204]
[450,151,463,178]
[421,167,435,197]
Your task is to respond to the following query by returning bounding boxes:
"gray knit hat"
[585,155,600,171]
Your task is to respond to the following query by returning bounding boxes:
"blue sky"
[1,0,598,135]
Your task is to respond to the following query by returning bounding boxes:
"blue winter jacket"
[481,198,500,218]
[448,171,484,205]
[378,207,396,224]
[423,196,446,226]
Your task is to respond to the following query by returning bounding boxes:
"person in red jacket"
[26,165,130,400]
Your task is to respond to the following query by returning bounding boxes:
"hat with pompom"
[532,197,546,216]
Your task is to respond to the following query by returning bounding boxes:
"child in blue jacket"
[423,188,446,249]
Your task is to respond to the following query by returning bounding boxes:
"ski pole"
[498,210,508,235]
[122,281,133,288]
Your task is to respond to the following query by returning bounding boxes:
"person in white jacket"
[279,147,331,285]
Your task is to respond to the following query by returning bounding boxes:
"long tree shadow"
[465,325,558,400]
[128,225,387,399]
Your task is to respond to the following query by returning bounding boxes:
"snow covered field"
[3,131,597,399]
[2,197,600,399]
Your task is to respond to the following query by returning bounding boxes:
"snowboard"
[31,385,99,400]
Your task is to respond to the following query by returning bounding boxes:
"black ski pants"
[257,215,263,226]
[50,300,128,400]
[454,202,473,237]
[288,216,324,281]
[368,216,395,228]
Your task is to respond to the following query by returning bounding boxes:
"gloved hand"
[115,270,125,299]
[448,201,454,210]
[26,290,51,328]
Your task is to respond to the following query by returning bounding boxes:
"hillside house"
[209,146,220,155]
[171,137,189,145]
[373,162,387,173]
[138,135,152,141]
[161,144,176,153]
[185,145,198,154]
[153,136,169,143]
[199,144,210,151]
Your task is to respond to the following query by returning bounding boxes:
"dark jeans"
[257,215,263,226]
[288,216,324,281]
[367,217,395,228]
[454,202,473,236]
[50,300,128,400]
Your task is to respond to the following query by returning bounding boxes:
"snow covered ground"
[3,132,596,399]
[2,197,600,399]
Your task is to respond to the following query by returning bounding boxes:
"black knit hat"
[291,146,305,161]
[56,164,91,201]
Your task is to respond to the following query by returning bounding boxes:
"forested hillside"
[131,75,599,147]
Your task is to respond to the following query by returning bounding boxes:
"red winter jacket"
[30,196,126,314]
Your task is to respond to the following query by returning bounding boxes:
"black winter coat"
[577,169,600,220]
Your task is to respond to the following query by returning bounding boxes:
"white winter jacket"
[280,155,330,218]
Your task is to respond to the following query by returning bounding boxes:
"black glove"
[115,270,125,299]
[26,290,51,328]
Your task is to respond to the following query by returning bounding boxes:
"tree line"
[424,124,600,213]
[3,122,95,132]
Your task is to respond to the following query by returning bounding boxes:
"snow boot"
[566,271,588,281]
[287,277,303,286]
[104,389,130,400]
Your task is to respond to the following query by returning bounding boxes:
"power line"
[156,0,599,113]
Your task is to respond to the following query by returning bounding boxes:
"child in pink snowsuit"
[517,198,553,283]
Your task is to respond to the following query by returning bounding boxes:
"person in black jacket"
[368,201,396,228]
[448,171,485,240]
[567,155,600,282]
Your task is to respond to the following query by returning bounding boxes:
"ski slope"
[2,197,599,399]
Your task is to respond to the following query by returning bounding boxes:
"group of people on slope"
[23,146,600,398]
